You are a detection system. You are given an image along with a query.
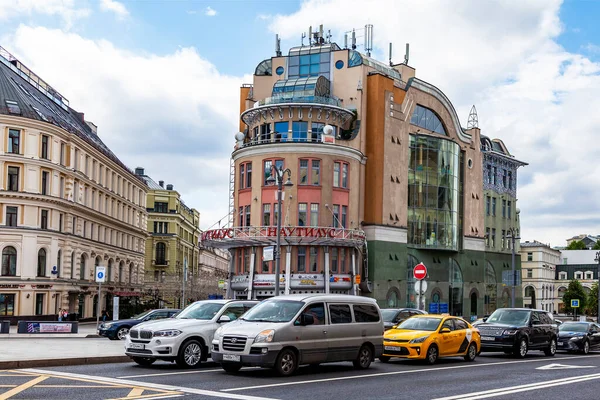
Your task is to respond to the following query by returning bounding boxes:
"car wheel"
[515,338,528,358]
[582,340,590,355]
[353,345,373,369]
[132,357,156,366]
[117,327,130,340]
[464,343,477,362]
[379,356,391,363]
[274,349,298,376]
[544,338,557,357]
[176,339,203,368]
[425,345,438,365]
[221,363,242,374]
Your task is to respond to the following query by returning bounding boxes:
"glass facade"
[407,135,460,250]
[410,105,447,135]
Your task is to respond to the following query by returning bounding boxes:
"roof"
[520,240,552,248]
[138,174,164,190]
[0,48,143,183]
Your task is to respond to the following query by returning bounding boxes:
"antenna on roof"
[308,26,312,46]
[467,105,479,129]
[301,32,306,46]
[344,33,348,49]
[389,43,393,66]
[351,29,357,50]
[319,24,324,44]
[365,24,373,57]
[275,34,282,57]
[404,43,410,64]
[327,29,332,43]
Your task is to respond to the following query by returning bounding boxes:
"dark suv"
[477,308,558,358]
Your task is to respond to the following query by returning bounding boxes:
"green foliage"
[586,282,599,316]
[593,240,600,250]
[566,240,587,250]
[562,279,587,313]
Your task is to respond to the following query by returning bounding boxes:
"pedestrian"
[62,309,68,321]
[101,309,109,322]
[58,309,63,322]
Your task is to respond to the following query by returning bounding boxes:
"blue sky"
[2,0,600,246]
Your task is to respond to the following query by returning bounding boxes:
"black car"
[557,321,600,354]
[381,308,427,330]
[477,308,558,358]
[98,308,180,340]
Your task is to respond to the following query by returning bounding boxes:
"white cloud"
[100,0,129,19]
[5,25,248,228]
[269,0,600,247]
[0,0,90,28]
[205,6,217,17]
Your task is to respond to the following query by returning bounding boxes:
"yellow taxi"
[381,314,480,364]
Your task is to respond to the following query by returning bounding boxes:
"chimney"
[134,167,144,176]
[166,184,173,190]
[159,180,164,188]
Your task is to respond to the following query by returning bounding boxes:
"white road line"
[222,354,600,392]
[432,373,600,400]
[21,368,279,400]
[119,368,223,378]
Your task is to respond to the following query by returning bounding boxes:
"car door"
[529,311,544,348]
[452,318,472,354]
[439,318,460,356]
[325,303,354,362]
[296,302,328,365]
[590,324,600,350]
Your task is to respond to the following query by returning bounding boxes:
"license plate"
[223,354,240,362]
[129,343,144,350]
[384,345,402,351]
[557,342,564,346]
[481,336,495,341]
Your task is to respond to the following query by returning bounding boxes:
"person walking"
[101,309,110,322]
[58,309,63,321]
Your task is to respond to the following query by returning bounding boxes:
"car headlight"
[214,326,224,340]
[254,329,275,343]
[153,330,182,337]
[102,323,113,329]
[409,335,429,344]
[570,336,584,341]
[503,329,518,335]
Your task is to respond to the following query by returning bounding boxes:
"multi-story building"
[0,46,148,321]
[519,240,560,312]
[136,168,200,308]
[200,26,525,317]
[556,250,599,313]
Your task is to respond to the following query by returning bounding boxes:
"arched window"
[1,247,17,276]
[449,259,463,316]
[37,249,47,277]
[156,243,166,265]
[128,264,133,284]
[119,262,124,283]
[107,260,113,283]
[70,251,75,279]
[484,261,497,315]
[56,250,62,277]
[470,291,478,316]
[524,286,536,309]
[410,104,447,135]
[80,254,86,280]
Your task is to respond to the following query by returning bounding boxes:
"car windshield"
[176,302,224,320]
[241,300,304,323]
[559,323,588,333]
[486,309,530,325]
[132,310,152,320]
[397,317,441,331]
[381,309,399,322]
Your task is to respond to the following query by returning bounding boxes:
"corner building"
[201,29,524,317]
[0,47,148,321]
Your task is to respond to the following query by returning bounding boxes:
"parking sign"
[571,299,580,308]
[95,266,106,283]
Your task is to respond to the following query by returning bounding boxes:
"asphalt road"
[2,351,600,399]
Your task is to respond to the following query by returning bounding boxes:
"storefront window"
[449,259,463,316]
[0,294,15,316]
[484,261,497,315]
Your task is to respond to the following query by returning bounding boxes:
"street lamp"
[594,252,600,321]
[266,166,293,296]
[507,227,521,308]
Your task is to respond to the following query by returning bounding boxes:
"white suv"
[124,299,257,368]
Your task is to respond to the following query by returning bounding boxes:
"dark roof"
[0,52,144,184]
[521,240,552,248]
[138,174,164,190]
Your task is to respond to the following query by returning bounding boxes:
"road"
[1,352,600,399]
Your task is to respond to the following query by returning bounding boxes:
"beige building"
[0,46,148,321]
[519,241,560,313]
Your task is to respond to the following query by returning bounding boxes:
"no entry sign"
[413,263,427,280]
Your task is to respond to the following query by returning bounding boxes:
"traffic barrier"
[17,321,79,334]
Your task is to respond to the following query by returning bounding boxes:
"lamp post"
[266,166,293,297]
[507,227,521,308]
[594,252,600,321]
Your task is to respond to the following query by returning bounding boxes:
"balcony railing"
[256,95,342,108]
[237,134,338,149]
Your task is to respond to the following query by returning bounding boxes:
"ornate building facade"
[519,240,560,313]
[0,46,148,321]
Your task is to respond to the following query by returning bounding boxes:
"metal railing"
[256,95,342,108]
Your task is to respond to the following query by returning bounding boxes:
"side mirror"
[218,315,231,323]
[440,327,451,334]
[392,325,398,330]
[482,317,488,322]
[299,313,314,326]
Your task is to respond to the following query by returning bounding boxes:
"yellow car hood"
[384,329,432,341]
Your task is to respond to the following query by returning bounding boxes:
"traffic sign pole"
[96,280,101,333]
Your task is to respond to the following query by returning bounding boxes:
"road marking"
[22,369,279,400]
[536,363,595,370]
[119,368,224,378]
[0,374,48,400]
[222,354,600,392]
[127,387,145,397]
[432,372,600,399]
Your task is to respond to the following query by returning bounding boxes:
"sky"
[1,0,599,248]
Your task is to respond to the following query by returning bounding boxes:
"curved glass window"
[348,50,363,67]
[272,76,331,99]
[255,59,272,76]
[484,261,497,315]
[449,259,463,316]
[410,105,447,135]
[407,135,460,250]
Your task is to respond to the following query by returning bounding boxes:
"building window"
[245,205,251,227]
[341,205,348,228]
[332,205,340,227]
[238,206,243,227]
[492,197,496,216]
[0,294,15,316]
[41,135,49,159]
[1,246,17,276]
[262,204,271,226]
[37,248,47,277]
[493,167,497,185]
[502,200,506,218]
[156,243,166,265]
[153,222,168,233]
[298,203,307,226]
[310,203,319,226]
[575,271,583,280]
[487,165,492,184]
[485,227,490,247]
[507,201,512,219]
[6,206,17,227]
[491,228,496,248]
[292,121,308,142]
[485,196,490,215]
[508,171,513,189]
[501,230,506,249]
[154,202,168,213]
[526,269,533,278]
[309,247,318,272]
[60,177,65,198]
[502,169,507,187]
[59,213,63,232]
[585,271,593,280]
[331,248,338,273]
[333,162,348,188]
[60,142,66,166]
[263,159,284,185]
[41,171,49,195]
[8,129,20,154]
[410,105,447,135]
[259,123,271,142]
[297,247,306,272]
[274,121,288,142]
[559,272,567,280]
[240,163,245,189]
[40,210,48,230]
[56,250,61,278]
[7,166,19,191]
[245,163,252,188]
[311,122,324,142]
[35,293,44,316]
[527,252,533,262]
[299,159,308,184]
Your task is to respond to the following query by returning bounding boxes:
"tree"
[586,282,599,317]
[593,240,600,250]
[566,240,587,250]
[562,279,587,314]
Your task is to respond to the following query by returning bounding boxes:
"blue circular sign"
[97,272,104,279]
[335,60,344,70]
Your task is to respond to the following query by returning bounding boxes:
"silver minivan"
[211,294,384,376]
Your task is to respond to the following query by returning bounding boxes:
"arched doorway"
[484,261,497,315]
[524,286,536,309]
[557,286,567,313]
[470,291,478,317]
[449,259,463,316]
[386,287,400,308]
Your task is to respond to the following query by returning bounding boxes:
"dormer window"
[5,100,21,115]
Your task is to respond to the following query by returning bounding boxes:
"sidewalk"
[0,323,130,369]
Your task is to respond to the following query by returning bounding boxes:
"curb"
[0,355,131,370]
